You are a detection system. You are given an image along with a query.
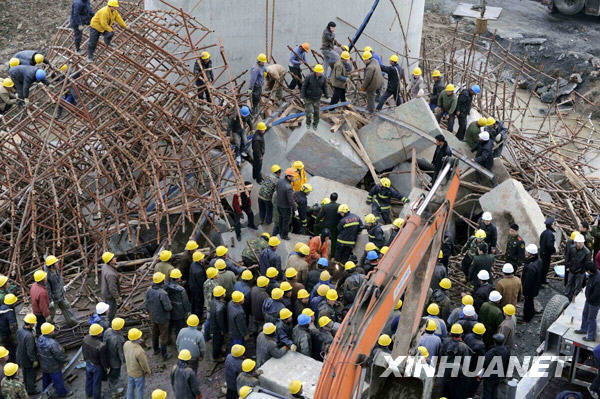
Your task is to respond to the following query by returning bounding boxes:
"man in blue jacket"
[70,0,93,52]
[288,43,309,90]
[8,66,48,101]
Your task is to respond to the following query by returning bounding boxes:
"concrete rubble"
[259,351,323,397]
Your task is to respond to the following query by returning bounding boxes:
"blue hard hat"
[471,84,480,94]
[240,106,250,117]
[317,257,329,267]
[298,314,311,326]
[366,250,379,260]
[35,69,46,82]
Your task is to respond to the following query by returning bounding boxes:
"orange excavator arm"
[314,162,460,399]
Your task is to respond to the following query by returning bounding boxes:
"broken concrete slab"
[262,125,292,175]
[358,98,443,171]
[286,122,367,186]
[259,351,322,398]
[399,187,428,219]
[307,176,371,218]
[479,178,559,251]
[389,162,414,196]
[491,158,511,184]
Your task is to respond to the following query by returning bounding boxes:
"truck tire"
[553,0,585,15]
[539,294,570,342]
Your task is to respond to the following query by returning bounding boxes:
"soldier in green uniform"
[461,229,488,282]
[580,221,595,253]
[0,275,14,305]
[505,223,525,268]
[2,362,28,399]
[242,233,270,267]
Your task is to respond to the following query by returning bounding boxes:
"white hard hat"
[479,131,490,141]
[489,290,502,302]
[525,244,538,255]
[502,263,514,274]
[477,270,490,281]
[574,234,585,243]
[96,302,110,315]
[463,305,476,317]
[482,212,492,221]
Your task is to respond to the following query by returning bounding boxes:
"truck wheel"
[539,294,570,342]
[553,0,585,15]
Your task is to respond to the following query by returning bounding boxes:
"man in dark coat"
[145,272,173,360]
[522,244,541,322]
[209,286,228,361]
[252,123,267,183]
[273,169,297,240]
[82,324,109,399]
[100,251,121,323]
[301,65,329,130]
[166,269,191,342]
[440,324,473,399]
[376,55,403,110]
[170,350,202,399]
[565,234,591,301]
[431,134,453,182]
[575,261,600,341]
[38,323,72,397]
[228,291,248,346]
[193,51,214,102]
[70,0,93,52]
[317,193,341,255]
[104,318,126,397]
[539,216,556,285]
[224,345,244,399]
[472,131,494,184]
[505,224,525,267]
[16,314,38,395]
[478,212,498,254]
[8,66,48,101]
[481,333,510,399]
[456,85,479,140]
[188,251,206,316]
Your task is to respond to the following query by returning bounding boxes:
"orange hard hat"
[285,168,298,178]
[301,42,310,51]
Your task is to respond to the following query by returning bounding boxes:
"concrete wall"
[145,0,424,84]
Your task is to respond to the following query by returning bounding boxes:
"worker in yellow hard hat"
[461,229,489,281]
[465,116,488,150]
[291,183,312,234]
[290,160,307,192]
[146,272,174,361]
[287,242,310,288]
[302,64,330,130]
[45,255,78,327]
[376,54,404,111]
[12,51,47,67]
[154,249,174,284]
[187,250,207,317]
[250,53,268,114]
[83,323,107,398]
[360,50,384,113]
[288,43,310,90]
[124,329,151,397]
[210,245,243,275]
[366,177,407,224]
[209,286,228,361]
[259,237,282,278]
[265,62,287,100]
[175,315,203,373]
[252,121,269,183]
[274,168,299,240]
[87,0,128,62]
[428,69,444,112]
[0,77,17,114]
[193,50,214,102]
[365,213,385,250]
[166,268,190,340]
[434,82,458,130]
[171,349,202,396]
[408,66,425,100]
[258,165,281,226]
[486,115,507,158]
[18,314,37,392]
[330,49,352,105]
[101,251,122,323]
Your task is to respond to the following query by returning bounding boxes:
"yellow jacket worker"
[87,0,128,62]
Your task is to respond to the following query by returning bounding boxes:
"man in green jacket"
[330,51,352,105]
[435,84,458,131]
[465,117,487,150]
[361,51,383,113]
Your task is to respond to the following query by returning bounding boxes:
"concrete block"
[491,158,511,184]
[353,224,395,257]
[306,176,371,218]
[358,98,443,171]
[389,162,414,196]
[258,351,323,398]
[528,188,553,204]
[286,123,368,186]
[399,187,428,219]
[262,125,292,177]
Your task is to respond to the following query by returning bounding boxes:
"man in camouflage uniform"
[258,165,281,225]
[461,230,488,282]
[242,233,270,267]
[2,362,28,399]
[505,223,525,268]
[0,275,14,305]
[580,221,595,253]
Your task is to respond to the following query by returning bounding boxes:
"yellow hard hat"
[318,316,332,328]
[187,314,199,327]
[413,67,422,76]
[269,236,281,247]
[462,295,474,306]
[285,267,298,278]
[381,178,392,188]
[34,54,44,64]
[23,313,37,325]
[280,282,292,292]
[239,386,252,399]
[279,308,293,320]
[478,117,487,127]
[257,53,267,63]
[317,284,329,297]
[111,317,125,330]
[8,58,19,67]
[472,322,486,335]
[271,287,283,300]
[301,183,312,194]
[46,255,58,267]
[201,51,210,60]
[266,267,279,279]
[362,51,373,61]
[3,294,16,305]
[321,197,331,205]
[292,160,305,170]
[102,251,115,264]
[178,349,192,361]
[257,276,269,287]
[170,268,182,279]
[215,259,227,270]
[432,69,441,77]
[231,344,246,357]
[153,272,165,284]
[342,45,350,51]
[242,358,256,372]
[2,78,14,88]
[450,323,464,335]
[289,380,302,395]
[570,231,579,240]
[487,117,496,126]
[216,245,228,257]
[152,390,167,399]
[341,51,350,60]
[241,270,253,281]
[438,250,444,259]
[261,232,271,239]
[193,251,205,262]
[59,64,68,72]
[302,308,314,317]
[257,122,267,131]
[4,363,18,377]
[363,46,372,52]
[381,246,389,254]
[326,289,338,301]
[186,240,199,251]
[378,334,392,347]
[128,328,142,341]
[213,285,226,297]
[263,322,276,334]
[439,278,451,290]
[320,270,330,281]
[297,289,309,299]
[314,64,324,73]
[89,323,104,336]
[393,218,405,229]
[345,261,356,271]
[394,299,403,310]
[159,250,172,262]
[271,164,281,174]
[0,347,8,359]
[107,0,119,6]
[33,270,47,282]
[232,291,245,303]
[337,204,350,213]
[390,54,399,63]
[474,229,487,239]
[418,346,429,358]
[425,319,437,331]
[427,303,439,316]
[41,322,55,335]
[365,214,376,224]
[0,276,7,288]
[365,242,378,252]
[445,84,455,92]
[206,267,218,279]
[503,304,516,316]
[294,242,304,253]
